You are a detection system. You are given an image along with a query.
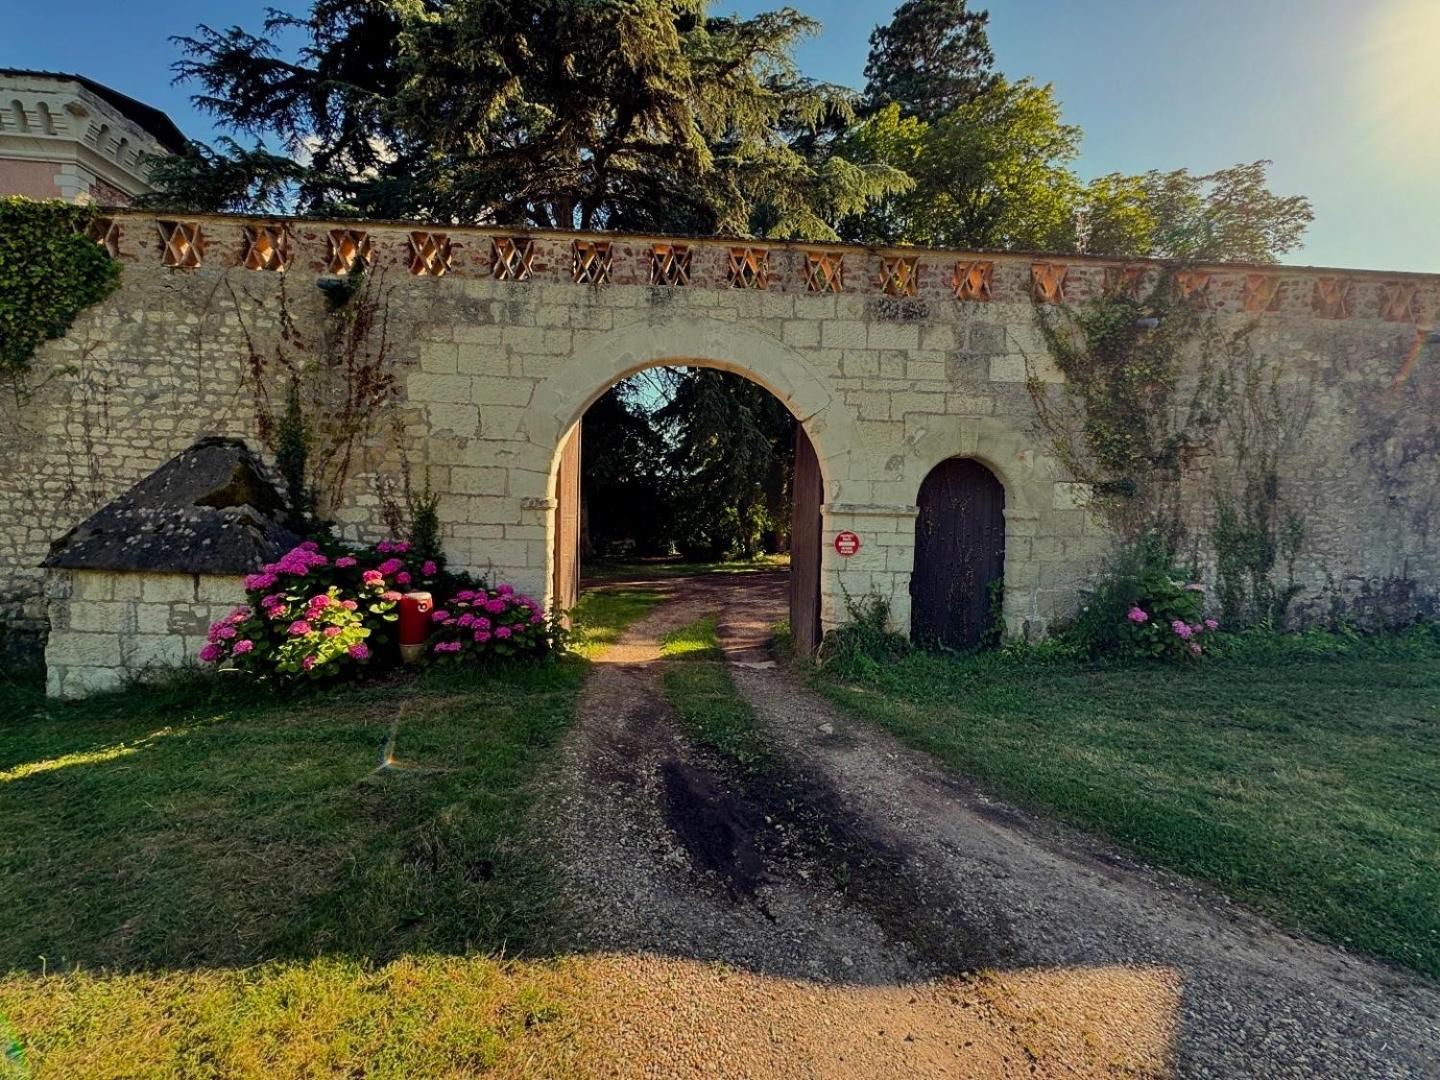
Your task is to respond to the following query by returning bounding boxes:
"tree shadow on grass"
[0,663,586,975]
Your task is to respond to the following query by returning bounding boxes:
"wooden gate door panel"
[911,458,1004,650]
[553,422,581,622]
[790,426,823,656]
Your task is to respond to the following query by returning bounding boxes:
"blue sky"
[6,0,1436,272]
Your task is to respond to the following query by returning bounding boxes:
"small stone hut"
[42,438,298,698]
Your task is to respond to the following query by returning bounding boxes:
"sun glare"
[1364,0,1440,168]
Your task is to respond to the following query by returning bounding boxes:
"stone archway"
[527,315,855,642]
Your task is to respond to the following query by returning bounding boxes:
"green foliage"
[1061,535,1216,661]
[408,479,444,571]
[816,591,911,679]
[660,615,773,770]
[1030,275,1220,544]
[842,80,1082,250]
[1214,487,1305,628]
[862,0,995,120]
[135,137,309,214]
[162,1,908,238]
[0,198,120,381]
[275,377,316,532]
[1081,161,1315,263]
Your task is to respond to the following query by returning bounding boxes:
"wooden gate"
[911,458,1005,650]
[552,422,581,622]
[790,425,823,655]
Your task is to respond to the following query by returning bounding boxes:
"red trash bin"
[398,591,433,664]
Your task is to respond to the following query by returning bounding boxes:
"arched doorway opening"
[911,458,1006,651]
[551,364,825,655]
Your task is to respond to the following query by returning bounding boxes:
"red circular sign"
[834,530,862,557]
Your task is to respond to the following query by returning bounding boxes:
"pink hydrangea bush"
[201,538,557,680]
[1066,536,1220,661]
[201,538,428,679]
[427,584,552,660]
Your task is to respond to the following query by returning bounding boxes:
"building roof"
[0,68,188,154]
[43,438,301,575]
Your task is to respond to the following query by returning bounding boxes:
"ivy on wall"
[0,198,120,382]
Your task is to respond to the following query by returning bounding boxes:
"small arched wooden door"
[911,458,1005,650]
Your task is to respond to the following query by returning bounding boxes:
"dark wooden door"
[790,425,823,656]
[552,422,581,622]
[911,458,1005,650]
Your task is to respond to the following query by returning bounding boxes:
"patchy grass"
[811,634,1440,978]
[0,587,658,1077]
[659,616,771,769]
[568,586,664,659]
[583,554,787,584]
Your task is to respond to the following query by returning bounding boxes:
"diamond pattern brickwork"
[409,232,453,277]
[1242,274,1284,313]
[1378,281,1421,323]
[573,240,612,285]
[327,230,374,275]
[87,217,120,259]
[878,255,919,297]
[1313,277,1353,319]
[156,220,204,269]
[952,260,993,301]
[649,243,691,286]
[804,252,844,293]
[242,225,291,272]
[1030,263,1067,304]
[727,247,769,290]
[492,237,535,282]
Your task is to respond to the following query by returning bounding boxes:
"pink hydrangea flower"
[1204,618,1218,630]
[530,613,543,625]
[497,583,514,596]
[228,608,250,624]
[335,556,357,568]
[377,558,404,575]
[1127,607,1148,623]
[1172,620,1193,640]
[431,609,451,623]
[395,572,411,586]
[422,560,438,576]
[1190,642,1203,655]
[486,599,505,614]
[474,617,491,630]
[376,540,394,554]
[393,541,410,553]
[261,594,283,608]
[381,590,402,603]
[474,630,492,643]
[362,570,384,586]
[301,541,319,552]
[309,594,331,608]
[434,640,463,654]
[233,639,254,655]
[496,625,512,639]
[347,643,370,660]
[324,625,342,637]
[288,620,313,636]
[217,625,237,640]
[198,643,222,663]
[302,655,317,671]
[244,572,278,591]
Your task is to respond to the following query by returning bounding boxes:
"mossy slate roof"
[43,438,301,575]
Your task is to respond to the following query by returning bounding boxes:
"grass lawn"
[659,616,772,771]
[0,586,661,1078]
[811,633,1440,979]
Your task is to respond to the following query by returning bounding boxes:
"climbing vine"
[1027,272,1222,548]
[1028,272,1315,627]
[0,198,120,384]
[227,267,400,523]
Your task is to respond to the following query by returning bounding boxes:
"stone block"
[46,631,122,667]
[141,575,198,604]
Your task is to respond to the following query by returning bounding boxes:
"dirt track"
[544,572,1440,1079]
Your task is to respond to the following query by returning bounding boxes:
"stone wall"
[3,210,1438,663]
[44,570,244,698]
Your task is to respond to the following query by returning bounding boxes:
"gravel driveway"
[544,572,1440,1079]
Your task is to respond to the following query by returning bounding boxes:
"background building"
[0,69,185,204]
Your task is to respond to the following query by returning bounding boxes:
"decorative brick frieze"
[327,229,374,275]
[953,260,993,301]
[573,240,612,285]
[879,255,919,297]
[1313,276,1353,319]
[1030,262,1067,304]
[409,231,453,277]
[1242,274,1284,313]
[242,224,292,272]
[727,247,769,290]
[156,220,204,269]
[492,237,535,282]
[805,251,845,293]
[649,243,691,286]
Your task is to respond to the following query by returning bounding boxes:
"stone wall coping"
[823,502,920,518]
[95,207,1440,287]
